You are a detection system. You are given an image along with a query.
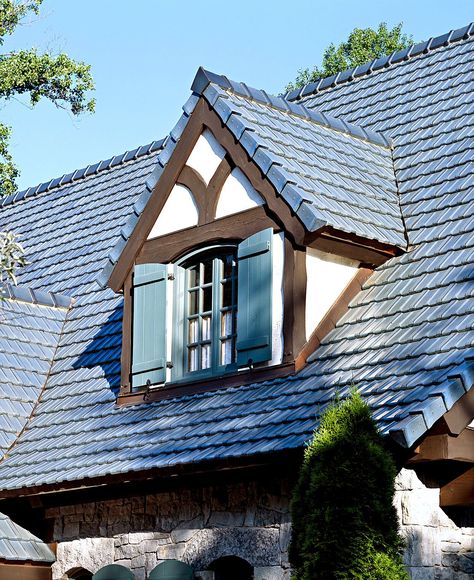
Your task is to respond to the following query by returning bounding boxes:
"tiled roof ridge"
[191,67,391,148]
[284,22,474,102]
[1,139,165,209]
[1,282,73,309]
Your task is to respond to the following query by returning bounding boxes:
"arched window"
[179,247,238,376]
[208,556,253,580]
[64,568,93,580]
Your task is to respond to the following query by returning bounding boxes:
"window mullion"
[211,257,221,373]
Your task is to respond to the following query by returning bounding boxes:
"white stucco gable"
[185,128,225,185]
[148,184,198,239]
[215,168,264,218]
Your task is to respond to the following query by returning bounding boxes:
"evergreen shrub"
[289,390,408,579]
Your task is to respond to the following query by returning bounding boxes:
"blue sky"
[4,0,473,190]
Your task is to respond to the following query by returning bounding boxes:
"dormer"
[101,69,406,404]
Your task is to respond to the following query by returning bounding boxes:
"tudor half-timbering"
[0,22,472,580]
[111,82,401,405]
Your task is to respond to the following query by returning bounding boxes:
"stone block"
[160,542,186,561]
[208,511,245,527]
[52,537,115,579]
[403,526,441,567]
[406,567,436,579]
[145,552,158,570]
[254,566,290,580]
[115,542,140,560]
[401,489,441,527]
[131,554,146,569]
[279,522,291,552]
[62,522,80,539]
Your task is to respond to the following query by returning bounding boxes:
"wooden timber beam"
[409,428,474,464]
[440,467,474,507]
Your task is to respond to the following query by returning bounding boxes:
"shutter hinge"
[166,361,174,369]
[167,274,175,281]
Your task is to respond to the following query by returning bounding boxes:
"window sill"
[116,362,295,406]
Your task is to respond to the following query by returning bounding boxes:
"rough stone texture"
[49,469,474,580]
[52,537,115,578]
[396,468,474,580]
[47,475,292,580]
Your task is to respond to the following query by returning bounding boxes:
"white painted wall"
[185,128,226,185]
[269,232,285,366]
[305,248,359,340]
[147,184,198,239]
[215,168,264,218]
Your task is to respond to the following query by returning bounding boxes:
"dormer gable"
[106,68,406,404]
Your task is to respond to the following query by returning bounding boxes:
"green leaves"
[0,0,95,196]
[0,49,95,114]
[289,390,408,580]
[286,22,414,92]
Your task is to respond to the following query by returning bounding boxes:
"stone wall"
[395,468,474,579]
[46,468,474,580]
[47,475,292,580]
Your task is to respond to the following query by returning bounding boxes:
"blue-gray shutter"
[131,263,167,388]
[236,228,273,366]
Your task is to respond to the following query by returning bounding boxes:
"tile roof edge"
[2,139,165,210]
[1,283,74,310]
[0,513,55,563]
[389,357,474,448]
[284,22,474,101]
[192,67,392,148]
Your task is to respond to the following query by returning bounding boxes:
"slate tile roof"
[0,25,472,491]
[0,285,70,456]
[0,512,55,562]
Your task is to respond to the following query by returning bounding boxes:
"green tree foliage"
[286,22,413,92]
[0,0,95,197]
[289,391,409,580]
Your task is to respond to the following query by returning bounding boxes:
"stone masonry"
[48,468,474,580]
[395,468,474,580]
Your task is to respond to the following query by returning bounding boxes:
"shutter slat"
[236,228,273,366]
[132,263,167,388]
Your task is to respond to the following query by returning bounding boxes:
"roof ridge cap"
[1,139,165,210]
[1,282,74,309]
[284,22,474,102]
[193,68,391,148]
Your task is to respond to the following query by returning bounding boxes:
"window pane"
[188,265,200,287]
[189,290,199,315]
[221,339,233,365]
[221,311,233,336]
[202,343,211,369]
[188,346,198,372]
[202,315,212,341]
[222,280,233,307]
[203,258,213,284]
[188,318,198,343]
[203,286,212,312]
[223,254,235,279]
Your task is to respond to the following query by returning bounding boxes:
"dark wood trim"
[0,445,303,501]
[308,227,403,267]
[409,428,474,463]
[0,563,51,580]
[176,165,207,225]
[138,206,279,265]
[117,362,295,406]
[206,156,233,222]
[440,467,474,507]
[282,239,306,363]
[108,98,307,292]
[295,267,373,371]
[108,98,209,292]
[120,272,132,394]
[439,383,474,436]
